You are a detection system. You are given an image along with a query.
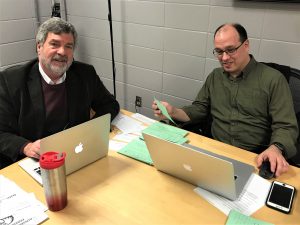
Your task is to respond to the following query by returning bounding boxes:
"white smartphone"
[266,181,296,214]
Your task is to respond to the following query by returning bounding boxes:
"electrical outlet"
[135,96,142,107]
[51,3,61,18]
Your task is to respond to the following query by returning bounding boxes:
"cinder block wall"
[68,0,300,118]
[0,0,65,71]
[1,0,299,119]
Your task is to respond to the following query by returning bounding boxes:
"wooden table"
[1,111,299,224]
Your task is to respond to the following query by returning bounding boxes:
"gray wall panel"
[1,0,300,117]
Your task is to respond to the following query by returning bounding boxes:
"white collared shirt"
[39,63,66,85]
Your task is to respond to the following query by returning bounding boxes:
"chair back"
[262,62,300,167]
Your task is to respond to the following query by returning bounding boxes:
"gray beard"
[48,63,69,75]
[41,58,72,78]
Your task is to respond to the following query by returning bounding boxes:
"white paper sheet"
[112,113,145,133]
[113,132,140,143]
[0,175,48,225]
[131,113,156,125]
[109,140,128,152]
[194,174,271,216]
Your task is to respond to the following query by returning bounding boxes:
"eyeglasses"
[213,41,246,57]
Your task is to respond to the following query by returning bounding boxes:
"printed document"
[194,173,271,216]
[0,175,48,225]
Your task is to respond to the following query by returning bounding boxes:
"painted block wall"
[1,0,299,119]
[67,0,300,118]
[0,0,66,71]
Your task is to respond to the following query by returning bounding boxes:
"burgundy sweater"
[41,78,68,136]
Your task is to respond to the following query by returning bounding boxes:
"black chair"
[262,62,300,167]
[180,62,300,167]
[176,114,212,138]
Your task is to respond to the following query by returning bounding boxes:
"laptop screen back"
[143,133,253,200]
[40,113,111,175]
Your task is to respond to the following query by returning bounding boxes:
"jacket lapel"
[27,62,45,137]
[66,70,87,125]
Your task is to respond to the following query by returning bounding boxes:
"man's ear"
[244,39,250,47]
[36,43,41,54]
[244,39,250,52]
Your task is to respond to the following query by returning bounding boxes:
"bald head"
[214,23,248,43]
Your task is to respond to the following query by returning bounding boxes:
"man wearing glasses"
[152,23,298,177]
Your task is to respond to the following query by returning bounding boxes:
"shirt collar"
[39,62,66,85]
[241,54,257,79]
[223,54,257,81]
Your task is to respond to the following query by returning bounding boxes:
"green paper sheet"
[118,138,153,165]
[142,121,188,144]
[226,210,274,225]
[154,97,177,125]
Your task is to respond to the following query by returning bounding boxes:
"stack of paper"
[109,113,149,152]
[118,137,153,165]
[0,175,48,225]
[117,121,189,165]
[112,113,146,133]
[142,121,188,144]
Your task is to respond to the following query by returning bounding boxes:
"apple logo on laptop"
[183,164,192,172]
[75,142,83,153]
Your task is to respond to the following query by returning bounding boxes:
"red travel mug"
[40,151,67,211]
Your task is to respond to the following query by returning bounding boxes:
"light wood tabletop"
[1,110,299,225]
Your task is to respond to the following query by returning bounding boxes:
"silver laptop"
[19,113,111,185]
[143,133,254,200]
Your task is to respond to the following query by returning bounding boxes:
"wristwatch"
[273,142,285,156]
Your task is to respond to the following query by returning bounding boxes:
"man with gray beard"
[0,18,119,168]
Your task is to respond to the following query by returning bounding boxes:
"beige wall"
[67,0,300,117]
[1,0,299,118]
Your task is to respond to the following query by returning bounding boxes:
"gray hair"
[36,17,77,48]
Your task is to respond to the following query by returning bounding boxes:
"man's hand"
[23,140,41,159]
[152,101,175,120]
[152,101,190,122]
[256,144,289,177]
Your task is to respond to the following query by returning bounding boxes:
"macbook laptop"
[142,133,254,200]
[19,113,111,185]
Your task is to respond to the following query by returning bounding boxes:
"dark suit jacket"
[0,59,119,168]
